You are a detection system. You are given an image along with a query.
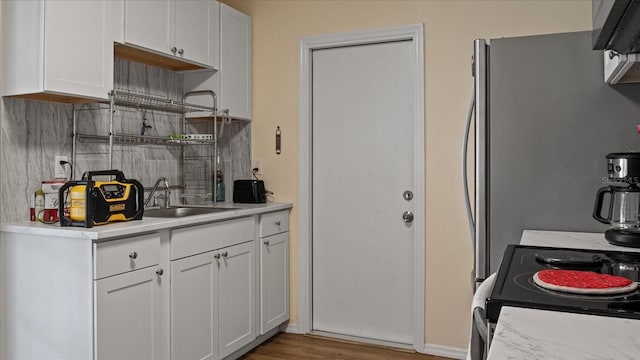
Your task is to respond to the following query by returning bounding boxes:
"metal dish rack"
[72,89,225,204]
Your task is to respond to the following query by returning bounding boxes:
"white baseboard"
[284,324,467,359]
[283,322,302,334]
[423,343,467,359]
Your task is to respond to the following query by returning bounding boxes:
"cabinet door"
[95,266,164,360]
[220,3,252,120]
[124,0,174,57]
[218,241,256,358]
[43,0,114,100]
[260,232,289,334]
[175,0,219,68]
[171,252,218,360]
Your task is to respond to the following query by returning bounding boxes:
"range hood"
[604,50,640,84]
[593,0,640,54]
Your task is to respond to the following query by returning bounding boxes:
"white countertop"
[487,307,640,360]
[0,202,292,241]
[521,230,640,252]
[486,230,640,360]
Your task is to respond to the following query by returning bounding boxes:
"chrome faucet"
[144,177,171,208]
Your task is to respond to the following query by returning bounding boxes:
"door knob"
[402,211,414,223]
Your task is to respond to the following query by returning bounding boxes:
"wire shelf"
[108,89,216,114]
[76,133,216,146]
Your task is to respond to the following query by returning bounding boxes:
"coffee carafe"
[593,153,640,248]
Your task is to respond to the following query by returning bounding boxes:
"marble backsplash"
[0,59,251,223]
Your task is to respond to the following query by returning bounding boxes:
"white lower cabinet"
[93,232,167,360]
[171,250,218,360]
[260,231,289,334]
[259,210,290,335]
[218,241,256,358]
[95,266,164,359]
[171,218,257,360]
[0,209,290,360]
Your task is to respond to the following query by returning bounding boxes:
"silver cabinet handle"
[178,49,184,55]
[214,253,221,259]
[156,268,164,276]
[221,251,228,258]
[403,190,414,201]
[129,252,138,259]
[402,211,414,223]
[264,239,270,245]
[275,221,281,226]
[171,46,177,53]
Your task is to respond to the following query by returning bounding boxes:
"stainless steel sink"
[144,206,237,218]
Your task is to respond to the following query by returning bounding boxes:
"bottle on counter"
[34,188,45,222]
[214,154,225,202]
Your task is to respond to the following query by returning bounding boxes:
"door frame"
[297,24,425,351]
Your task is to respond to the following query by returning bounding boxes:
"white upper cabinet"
[184,3,251,120]
[219,3,252,120]
[123,0,173,58]
[1,0,118,102]
[176,1,220,69]
[122,0,219,70]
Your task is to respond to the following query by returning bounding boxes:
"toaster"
[233,180,267,203]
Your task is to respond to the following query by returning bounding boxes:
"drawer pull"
[129,252,138,260]
[275,221,281,226]
[222,251,228,258]
[178,48,184,55]
[264,239,270,245]
[214,253,221,259]
[156,268,164,276]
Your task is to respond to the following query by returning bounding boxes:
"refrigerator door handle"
[474,39,488,283]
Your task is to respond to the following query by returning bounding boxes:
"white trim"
[310,331,413,350]
[423,343,468,360]
[283,322,302,334]
[297,23,425,351]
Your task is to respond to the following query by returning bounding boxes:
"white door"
[312,40,417,345]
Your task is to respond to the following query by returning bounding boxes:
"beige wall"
[224,0,592,349]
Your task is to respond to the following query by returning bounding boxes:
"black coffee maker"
[593,152,640,248]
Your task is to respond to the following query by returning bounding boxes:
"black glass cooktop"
[485,245,640,323]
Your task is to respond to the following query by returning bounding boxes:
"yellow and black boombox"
[59,170,144,228]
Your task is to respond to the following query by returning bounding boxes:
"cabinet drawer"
[94,233,161,279]
[260,210,289,237]
[171,216,256,260]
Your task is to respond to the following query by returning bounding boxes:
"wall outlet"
[253,159,263,175]
[55,156,68,179]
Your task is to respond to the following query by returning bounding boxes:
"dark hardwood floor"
[239,333,453,360]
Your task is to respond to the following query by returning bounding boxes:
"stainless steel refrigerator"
[469,30,640,285]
